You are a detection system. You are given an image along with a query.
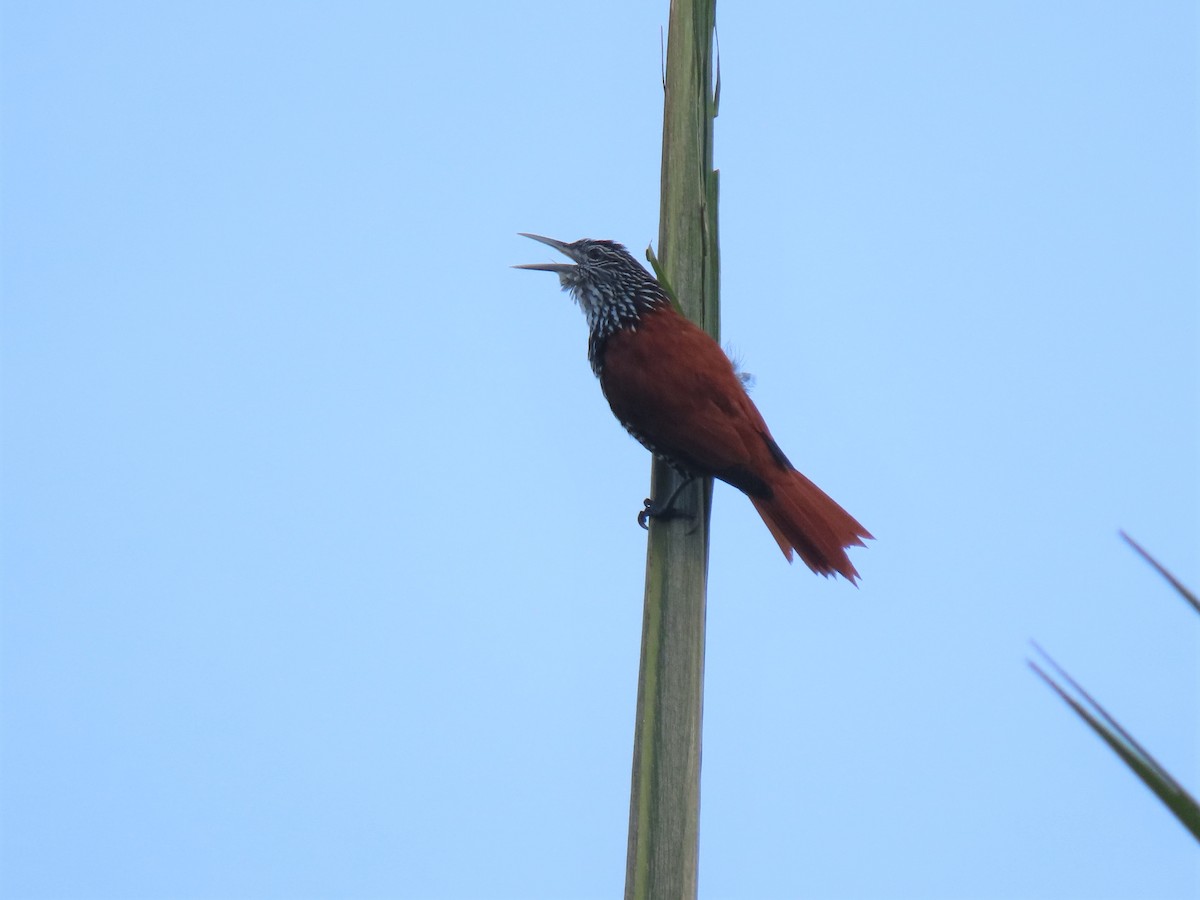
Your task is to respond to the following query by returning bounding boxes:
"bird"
[516,233,871,582]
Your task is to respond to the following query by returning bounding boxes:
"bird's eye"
[586,247,605,262]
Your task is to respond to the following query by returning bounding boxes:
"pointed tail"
[749,470,872,582]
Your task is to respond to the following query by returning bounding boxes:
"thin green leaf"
[1030,644,1200,842]
[712,27,721,118]
[644,245,684,315]
[1120,530,1200,615]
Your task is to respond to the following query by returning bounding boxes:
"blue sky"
[2,2,1197,898]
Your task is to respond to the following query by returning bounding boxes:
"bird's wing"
[599,309,777,487]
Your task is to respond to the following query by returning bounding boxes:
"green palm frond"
[1032,537,1199,842]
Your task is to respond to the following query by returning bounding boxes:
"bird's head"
[515,233,664,337]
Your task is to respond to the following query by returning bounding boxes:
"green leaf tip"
[645,244,685,315]
[1120,531,1200,615]
[1029,642,1200,842]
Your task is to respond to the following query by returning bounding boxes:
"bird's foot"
[638,498,695,530]
[637,476,697,530]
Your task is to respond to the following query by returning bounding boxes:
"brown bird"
[517,234,871,581]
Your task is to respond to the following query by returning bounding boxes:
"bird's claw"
[638,497,695,530]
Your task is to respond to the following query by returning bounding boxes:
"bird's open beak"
[514,233,579,273]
